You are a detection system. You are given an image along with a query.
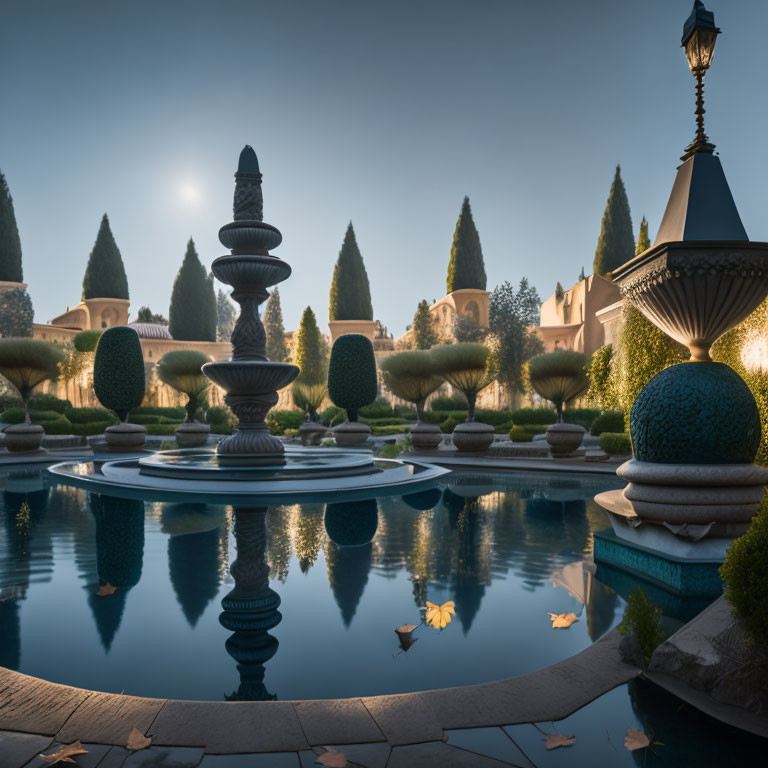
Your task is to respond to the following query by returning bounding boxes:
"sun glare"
[179,181,201,205]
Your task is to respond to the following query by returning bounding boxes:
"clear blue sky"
[1,0,765,335]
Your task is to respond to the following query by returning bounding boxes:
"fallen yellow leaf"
[425,600,455,629]
[624,728,650,751]
[96,583,118,597]
[316,749,347,767]
[40,741,88,764]
[545,733,575,750]
[547,612,578,629]
[126,727,152,751]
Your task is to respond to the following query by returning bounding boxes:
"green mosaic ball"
[630,362,760,464]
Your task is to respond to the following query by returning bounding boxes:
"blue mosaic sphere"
[630,362,760,464]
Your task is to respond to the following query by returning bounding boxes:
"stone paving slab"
[361,693,443,746]
[0,668,91,735]
[297,742,391,768]
[202,754,300,767]
[386,741,518,767]
[122,745,205,767]
[97,746,133,767]
[404,453,618,475]
[294,699,385,745]
[445,727,534,767]
[148,701,309,753]
[56,692,166,745]
[21,741,112,768]
[0,730,53,768]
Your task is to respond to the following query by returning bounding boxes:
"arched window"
[464,301,480,323]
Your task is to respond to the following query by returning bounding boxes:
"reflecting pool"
[1,467,634,701]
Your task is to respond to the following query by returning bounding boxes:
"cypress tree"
[264,287,287,362]
[293,306,328,385]
[329,223,373,321]
[168,238,217,341]
[636,216,651,255]
[216,290,236,342]
[0,171,23,283]
[593,166,635,276]
[446,196,486,294]
[82,214,129,300]
[412,299,440,350]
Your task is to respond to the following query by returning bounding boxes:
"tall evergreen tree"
[216,290,236,342]
[136,306,168,325]
[412,300,440,350]
[168,238,216,341]
[636,216,651,255]
[82,214,129,300]
[293,306,328,384]
[329,223,373,321]
[593,166,635,276]
[264,287,287,362]
[446,196,486,294]
[0,171,23,283]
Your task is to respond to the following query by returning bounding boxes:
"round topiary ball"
[630,362,760,464]
[324,499,378,546]
[327,334,377,417]
[93,326,146,421]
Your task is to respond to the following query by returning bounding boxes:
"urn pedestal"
[105,422,146,451]
[175,421,211,448]
[4,423,45,453]
[545,423,585,458]
[452,421,494,452]
[333,421,371,446]
[410,422,443,451]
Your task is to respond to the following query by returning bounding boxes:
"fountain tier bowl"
[202,361,299,394]
[211,254,291,290]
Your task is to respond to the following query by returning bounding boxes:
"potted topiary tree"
[527,350,590,457]
[430,342,497,452]
[93,326,147,450]
[292,306,329,446]
[157,350,212,448]
[292,381,328,446]
[328,334,378,445]
[0,338,66,452]
[379,350,444,451]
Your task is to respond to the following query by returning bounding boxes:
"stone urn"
[452,421,494,452]
[546,422,585,457]
[410,421,443,451]
[105,422,147,451]
[4,423,45,453]
[299,418,326,446]
[175,421,211,448]
[333,421,371,446]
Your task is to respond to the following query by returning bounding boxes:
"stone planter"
[4,423,45,453]
[105,422,147,451]
[175,421,211,448]
[299,420,326,446]
[333,421,371,446]
[452,421,494,452]
[410,422,442,451]
[546,422,585,457]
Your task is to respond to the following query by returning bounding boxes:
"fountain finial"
[233,145,264,222]
[237,145,261,176]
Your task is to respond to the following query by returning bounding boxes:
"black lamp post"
[681,1,721,161]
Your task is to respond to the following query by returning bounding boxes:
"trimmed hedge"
[267,409,306,435]
[29,394,71,413]
[206,405,237,435]
[130,406,186,419]
[1,408,62,424]
[440,416,458,434]
[93,326,145,420]
[328,334,378,415]
[359,398,395,419]
[509,426,534,442]
[591,410,625,436]
[429,393,467,410]
[70,420,115,436]
[371,425,410,435]
[563,407,601,428]
[361,416,407,426]
[512,407,557,425]
[146,423,182,435]
[599,432,632,456]
[64,407,116,425]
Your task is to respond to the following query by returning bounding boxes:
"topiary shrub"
[618,588,666,663]
[599,432,632,456]
[93,326,145,422]
[73,330,102,353]
[29,393,71,414]
[156,350,211,422]
[267,409,305,435]
[512,407,557,425]
[509,426,534,443]
[430,393,467,411]
[430,343,496,422]
[291,381,327,421]
[720,499,768,648]
[380,350,443,422]
[591,410,625,435]
[328,334,378,421]
[440,416,458,434]
[527,350,589,422]
[0,339,66,423]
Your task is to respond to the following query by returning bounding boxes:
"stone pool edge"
[0,629,640,755]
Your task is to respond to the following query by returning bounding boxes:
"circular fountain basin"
[47,446,450,503]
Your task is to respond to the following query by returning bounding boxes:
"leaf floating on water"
[624,728,650,751]
[544,733,575,750]
[547,612,578,629]
[96,583,118,597]
[316,749,348,767]
[425,600,455,629]
[126,727,152,751]
[40,741,88,764]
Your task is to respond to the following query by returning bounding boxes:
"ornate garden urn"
[202,147,299,464]
[596,1,768,557]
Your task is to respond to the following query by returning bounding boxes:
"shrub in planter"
[720,500,768,648]
[512,407,557,426]
[328,334,378,422]
[157,350,211,422]
[380,350,443,423]
[430,343,495,423]
[291,380,327,421]
[29,393,71,414]
[527,350,589,422]
[93,327,146,422]
[591,410,625,436]
[599,432,632,456]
